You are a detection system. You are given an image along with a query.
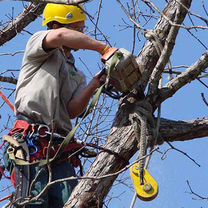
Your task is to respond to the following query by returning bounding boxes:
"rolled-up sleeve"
[25,30,56,61]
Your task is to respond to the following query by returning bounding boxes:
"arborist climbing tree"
[0,0,208,208]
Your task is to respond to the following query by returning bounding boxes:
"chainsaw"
[100,48,142,99]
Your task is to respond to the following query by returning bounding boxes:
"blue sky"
[0,0,208,207]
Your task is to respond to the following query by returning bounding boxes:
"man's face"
[64,21,86,33]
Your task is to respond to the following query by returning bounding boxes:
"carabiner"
[37,125,50,138]
[27,137,39,156]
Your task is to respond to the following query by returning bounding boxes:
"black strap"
[16,114,35,124]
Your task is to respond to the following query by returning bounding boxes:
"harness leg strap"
[4,135,30,207]
[11,164,30,207]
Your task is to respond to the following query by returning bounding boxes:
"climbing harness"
[101,48,141,99]
[3,120,94,166]
[2,119,98,207]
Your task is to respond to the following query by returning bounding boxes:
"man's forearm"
[44,28,107,54]
[67,81,98,119]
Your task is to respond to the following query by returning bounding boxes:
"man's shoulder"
[27,30,51,44]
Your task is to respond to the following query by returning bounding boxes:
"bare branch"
[14,0,91,5]
[175,0,208,26]
[186,180,208,200]
[0,51,24,56]
[116,0,141,29]
[161,141,201,167]
[136,0,192,90]
[142,0,208,30]
[0,76,17,85]
[154,52,208,108]
[17,148,158,207]
[148,3,181,96]
[201,93,208,107]
[0,3,45,46]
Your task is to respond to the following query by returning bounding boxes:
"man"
[8,3,112,208]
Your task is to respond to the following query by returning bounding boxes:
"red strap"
[0,90,15,112]
[0,165,10,180]
[30,140,83,167]
[9,120,31,137]
[0,194,13,203]
[10,169,16,187]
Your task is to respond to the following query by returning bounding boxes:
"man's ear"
[52,23,60,29]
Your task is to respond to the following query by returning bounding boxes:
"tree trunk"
[65,0,194,207]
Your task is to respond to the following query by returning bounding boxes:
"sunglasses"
[62,24,88,33]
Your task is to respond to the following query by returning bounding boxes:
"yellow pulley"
[130,163,159,201]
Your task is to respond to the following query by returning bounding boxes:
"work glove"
[101,47,118,63]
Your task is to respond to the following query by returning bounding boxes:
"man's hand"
[88,70,107,91]
[101,47,118,63]
[68,70,107,119]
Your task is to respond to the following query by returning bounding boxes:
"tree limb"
[135,0,192,91]
[0,76,17,85]
[160,118,208,143]
[0,3,45,46]
[148,5,180,96]
[154,52,208,108]
[14,0,91,4]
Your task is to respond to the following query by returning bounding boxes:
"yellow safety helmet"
[42,3,87,26]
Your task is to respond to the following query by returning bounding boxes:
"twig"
[0,76,17,85]
[186,180,208,200]
[162,142,201,167]
[201,93,208,107]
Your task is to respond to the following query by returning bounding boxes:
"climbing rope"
[129,29,169,208]
[144,29,173,80]
[129,99,156,182]
[129,99,159,206]
[130,112,147,185]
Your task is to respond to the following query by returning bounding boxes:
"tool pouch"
[105,48,142,93]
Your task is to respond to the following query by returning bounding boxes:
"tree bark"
[160,118,208,142]
[65,0,194,207]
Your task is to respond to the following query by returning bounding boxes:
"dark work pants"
[25,161,78,208]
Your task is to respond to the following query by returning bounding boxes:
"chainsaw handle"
[102,86,123,100]
[97,68,107,78]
